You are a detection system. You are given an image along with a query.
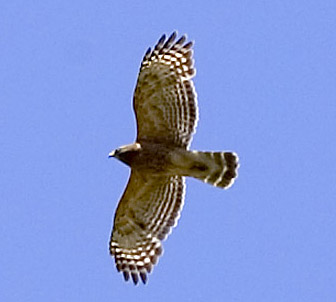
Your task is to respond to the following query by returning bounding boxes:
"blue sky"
[1,1,335,301]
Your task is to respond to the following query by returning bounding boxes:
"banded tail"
[187,151,239,188]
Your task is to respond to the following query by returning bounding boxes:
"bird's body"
[108,32,239,285]
[112,141,237,186]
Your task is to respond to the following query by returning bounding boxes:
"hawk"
[108,32,239,285]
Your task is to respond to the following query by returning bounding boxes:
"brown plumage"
[109,32,239,285]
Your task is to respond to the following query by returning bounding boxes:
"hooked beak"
[108,150,117,158]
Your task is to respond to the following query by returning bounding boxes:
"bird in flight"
[108,32,239,285]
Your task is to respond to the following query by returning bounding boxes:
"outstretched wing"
[133,32,198,148]
[110,171,185,284]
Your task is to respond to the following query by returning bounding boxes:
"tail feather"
[188,151,239,189]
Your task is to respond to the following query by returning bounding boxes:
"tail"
[187,151,239,189]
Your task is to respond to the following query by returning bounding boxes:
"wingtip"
[157,34,166,46]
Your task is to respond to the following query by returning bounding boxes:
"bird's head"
[109,143,141,166]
